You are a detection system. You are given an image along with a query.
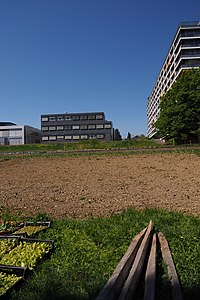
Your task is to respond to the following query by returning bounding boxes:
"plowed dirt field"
[1,153,200,219]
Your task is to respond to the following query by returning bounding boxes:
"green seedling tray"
[0,265,27,299]
[13,221,52,237]
[20,236,54,250]
[0,264,27,278]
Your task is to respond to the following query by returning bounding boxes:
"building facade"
[41,112,113,142]
[147,21,200,138]
[0,122,41,145]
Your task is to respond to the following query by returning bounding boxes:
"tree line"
[155,68,200,144]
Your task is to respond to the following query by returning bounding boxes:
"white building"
[147,21,200,138]
[0,122,41,145]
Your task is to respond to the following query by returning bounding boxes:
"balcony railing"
[180,21,200,27]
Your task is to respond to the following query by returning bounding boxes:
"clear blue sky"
[0,0,200,137]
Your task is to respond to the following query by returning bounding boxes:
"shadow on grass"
[182,286,200,300]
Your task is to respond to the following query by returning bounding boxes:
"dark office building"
[41,112,113,142]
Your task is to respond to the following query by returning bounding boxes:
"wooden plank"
[144,233,157,300]
[158,232,183,300]
[119,220,154,300]
[95,227,147,300]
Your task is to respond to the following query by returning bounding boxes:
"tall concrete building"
[147,21,200,138]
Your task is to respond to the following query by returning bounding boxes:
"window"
[96,124,104,129]
[89,134,96,139]
[104,124,111,129]
[57,116,64,121]
[0,128,22,138]
[49,117,56,121]
[57,126,64,130]
[73,135,79,140]
[88,124,96,129]
[0,131,7,137]
[72,125,80,130]
[80,115,88,120]
[42,126,48,131]
[41,117,48,122]
[88,115,96,120]
[80,135,88,140]
[96,114,103,120]
[80,124,87,130]
[65,116,71,120]
[97,134,104,139]
[13,129,22,136]
[49,136,56,141]
[49,126,56,131]
[72,115,80,120]
[65,135,72,140]
[57,135,64,139]
[65,125,72,130]
[42,136,49,141]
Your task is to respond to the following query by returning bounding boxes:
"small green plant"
[0,207,16,229]
[31,213,51,222]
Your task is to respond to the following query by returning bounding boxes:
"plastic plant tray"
[13,221,52,237]
[0,236,20,260]
[0,235,21,243]
[0,264,27,278]
[20,236,54,249]
[0,235,54,248]
[0,236,54,298]
[0,265,27,299]
[24,221,51,227]
[20,237,54,258]
[0,221,24,236]
[0,237,54,271]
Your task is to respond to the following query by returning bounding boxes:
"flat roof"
[0,122,16,126]
[41,112,105,116]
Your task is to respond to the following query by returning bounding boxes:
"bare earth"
[0,153,200,219]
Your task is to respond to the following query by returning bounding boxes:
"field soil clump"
[0,153,200,219]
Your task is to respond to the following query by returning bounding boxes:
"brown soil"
[0,153,200,219]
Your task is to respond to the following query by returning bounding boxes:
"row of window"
[42,123,112,131]
[41,114,104,122]
[42,134,105,141]
[0,130,23,138]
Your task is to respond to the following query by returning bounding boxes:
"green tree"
[114,128,122,140]
[155,68,200,144]
[127,132,132,140]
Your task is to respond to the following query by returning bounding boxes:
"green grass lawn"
[1,139,200,162]
[0,138,162,153]
[8,208,200,300]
